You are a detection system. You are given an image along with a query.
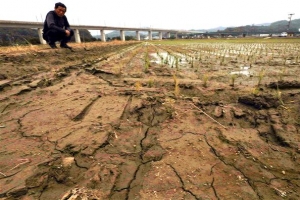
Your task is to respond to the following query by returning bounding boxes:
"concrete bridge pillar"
[167,32,171,38]
[101,30,106,42]
[159,32,163,40]
[148,30,152,40]
[175,32,178,39]
[74,29,81,43]
[38,28,47,44]
[136,31,140,41]
[120,30,125,41]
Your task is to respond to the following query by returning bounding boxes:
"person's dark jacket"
[43,11,71,36]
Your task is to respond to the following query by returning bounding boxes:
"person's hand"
[65,30,71,37]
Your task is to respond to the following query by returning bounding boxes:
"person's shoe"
[60,43,72,49]
[49,43,57,49]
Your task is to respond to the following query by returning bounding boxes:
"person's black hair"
[55,2,67,10]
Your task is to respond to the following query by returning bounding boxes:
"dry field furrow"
[0,39,299,199]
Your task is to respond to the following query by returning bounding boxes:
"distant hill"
[189,19,300,34]
[270,19,300,31]
[107,31,146,39]
[220,19,300,33]
[0,28,39,45]
[95,19,300,38]
[0,28,95,46]
[93,30,149,40]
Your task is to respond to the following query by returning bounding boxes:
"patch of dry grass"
[0,40,138,54]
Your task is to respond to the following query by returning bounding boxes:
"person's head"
[54,2,67,17]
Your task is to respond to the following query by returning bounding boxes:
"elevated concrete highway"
[0,20,193,44]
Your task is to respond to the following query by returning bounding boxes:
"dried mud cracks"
[0,41,300,199]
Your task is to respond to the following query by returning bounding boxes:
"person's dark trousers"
[43,29,74,45]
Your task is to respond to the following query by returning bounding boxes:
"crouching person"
[43,2,74,49]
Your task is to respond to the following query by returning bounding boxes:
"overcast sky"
[1,0,300,34]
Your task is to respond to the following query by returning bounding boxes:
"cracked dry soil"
[0,40,300,200]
